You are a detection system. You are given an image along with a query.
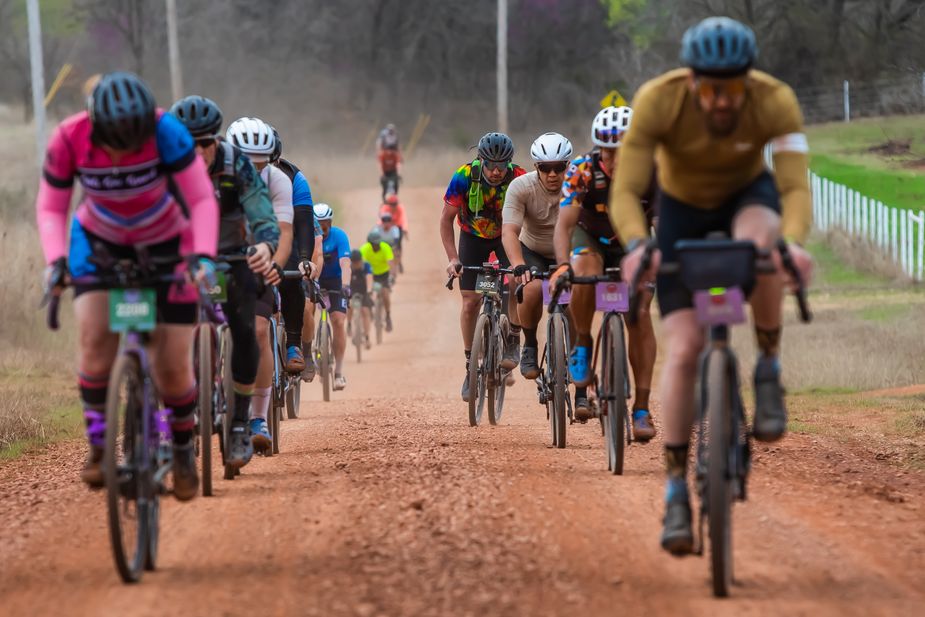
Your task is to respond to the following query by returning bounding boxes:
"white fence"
[810,171,925,280]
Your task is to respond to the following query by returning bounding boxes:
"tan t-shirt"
[502,171,559,259]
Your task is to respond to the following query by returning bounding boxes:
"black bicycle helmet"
[367,231,382,244]
[680,16,757,77]
[88,71,156,151]
[168,95,223,138]
[350,249,362,261]
[477,132,514,162]
[270,126,282,163]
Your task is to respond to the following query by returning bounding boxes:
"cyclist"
[305,204,352,391]
[372,212,402,274]
[347,249,373,349]
[169,95,280,468]
[440,132,526,401]
[501,132,573,380]
[377,124,402,200]
[612,17,813,555]
[268,126,324,375]
[359,230,395,332]
[552,107,658,436]
[37,72,218,499]
[226,117,294,452]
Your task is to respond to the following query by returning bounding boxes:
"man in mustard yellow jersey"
[611,16,814,555]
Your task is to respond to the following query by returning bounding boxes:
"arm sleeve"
[36,125,76,264]
[238,157,280,252]
[502,176,526,227]
[267,167,294,224]
[609,84,662,244]
[768,86,812,244]
[171,155,219,257]
[292,170,315,258]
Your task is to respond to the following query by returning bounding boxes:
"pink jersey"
[36,110,218,264]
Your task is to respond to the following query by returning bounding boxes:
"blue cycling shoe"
[286,345,305,373]
[632,409,657,442]
[249,418,272,454]
[568,345,592,387]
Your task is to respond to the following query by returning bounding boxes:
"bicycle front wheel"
[601,315,628,475]
[196,326,214,496]
[318,319,332,402]
[468,313,491,426]
[487,315,509,425]
[549,314,568,448]
[104,351,149,583]
[374,296,384,344]
[219,327,236,480]
[705,348,734,597]
[351,306,363,363]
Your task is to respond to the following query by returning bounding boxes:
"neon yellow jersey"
[360,241,393,275]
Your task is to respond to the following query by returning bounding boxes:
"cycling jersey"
[360,241,393,276]
[444,160,526,239]
[209,140,279,253]
[378,149,402,174]
[275,157,320,261]
[611,68,811,244]
[37,110,217,264]
[260,164,294,225]
[350,261,372,297]
[320,226,351,279]
[503,171,559,259]
[561,150,657,245]
[372,224,402,247]
[379,202,408,232]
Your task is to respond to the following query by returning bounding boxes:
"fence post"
[862,195,869,242]
[823,179,829,230]
[879,201,886,250]
[918,211,924,281]
[892,207,899,262]
[843,80,850,122]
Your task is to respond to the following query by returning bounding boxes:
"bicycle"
[308,281,335,402]
[349,293,368,362]
[629,237,811,597]
[45,250,208,583]
[446,263,515,426]
[371,281,385,345]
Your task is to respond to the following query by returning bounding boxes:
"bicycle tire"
[319,320,331,402]
[705,348,733,597]
[549,314,568,448]
[374,295,384,345]
[197,326,214,497]
[602,315,628,475]
[468,313,491,426]
[271,398,281,455]
[219,327,236,480]
[286,376,301,420]
[353,309,363,364]
[488,315,509,425]
[276,321,287,422]
[104,351,148,583]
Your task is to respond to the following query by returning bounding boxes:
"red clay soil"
[1,187,922,616]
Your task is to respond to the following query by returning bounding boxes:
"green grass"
[806,238,881,288]
[856,303,911,322]
[0,402,83,461]
[810,154,925,212]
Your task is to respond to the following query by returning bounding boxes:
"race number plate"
[208,271,228,303]
[541,279,571,304]
[109,288,156,332]
[692,287,746,326]
[595,281,629,313]
[475,272,501,295]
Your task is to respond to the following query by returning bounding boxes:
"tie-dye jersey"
[37,109,217,264]
[443,161,526,239]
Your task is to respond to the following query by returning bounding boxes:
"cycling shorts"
[521,242,556,275]
[352,293,375,310]
[68,220,196,325]
[373,272,392,290]
[571,225,625,270]
[457,232,509,291]
[656,170,781,316]
[318,277,348,313]
[255,284,278,320]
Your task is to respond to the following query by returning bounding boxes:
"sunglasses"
[537,161,568,174]
[481,159,510,172]
[195,138,216,149]
[694,77,747,101]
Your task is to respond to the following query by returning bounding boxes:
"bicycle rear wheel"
[468,313,491,426]
[104,352,149,583]
[286,376,301,420]
[601,315,628,475]
[487,315,509,425]
[196,326,215,496]
[218,327,236,480]
[705,348,734,597]
[374,295,384,344]
[549,314,568,448]
[271,396,282,454]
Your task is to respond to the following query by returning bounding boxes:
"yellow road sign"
[600,89,627,108]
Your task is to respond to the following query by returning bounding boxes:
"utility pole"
[497,0,508,133]
[26,0,46,168]
[165,0,184,101]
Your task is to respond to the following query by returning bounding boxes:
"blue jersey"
[321,226,351,279]
[292,170,314,207]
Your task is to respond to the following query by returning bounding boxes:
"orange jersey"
[378,149,402,174]
[379,202,407,231]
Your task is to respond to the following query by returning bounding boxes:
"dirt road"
[1,185,923,616]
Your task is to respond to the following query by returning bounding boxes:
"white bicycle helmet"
[313,203,334,221]
[226,117,275,156]
[530,132,573,162]
[591,106,633,147]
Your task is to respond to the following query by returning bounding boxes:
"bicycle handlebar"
[444,264,515,291]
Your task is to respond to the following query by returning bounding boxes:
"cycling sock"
[523,327,538,347]
[233,386,254,424]
[633,388,651,412]
[78,372,108,447]
[250,387,271,421]
[755,326,781,356]
[574,386,588,400]
[164,387,197,446]
[335,357,344,375]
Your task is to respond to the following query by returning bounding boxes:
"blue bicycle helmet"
[680,17,757,77]
[88,71,157,151]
